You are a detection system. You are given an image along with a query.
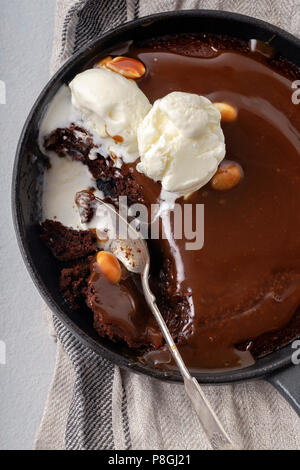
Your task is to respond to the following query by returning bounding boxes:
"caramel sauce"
[90,43,300,370]
[104,124,124,144]
[88,257,162,349]
[130,46,300,370]
[113,135,124,143]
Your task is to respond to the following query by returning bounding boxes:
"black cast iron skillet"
[12,10,300,416]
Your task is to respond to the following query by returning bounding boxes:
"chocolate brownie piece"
[44,128,144,205]
[239,310,300,359]
[152,257,192,344]
[92,300,158,350]
[41,219,97,261]
[60,257,92,309]
[44,124,94,162]
[137,33,249,58]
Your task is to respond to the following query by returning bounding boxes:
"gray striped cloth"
[35,0,300,450]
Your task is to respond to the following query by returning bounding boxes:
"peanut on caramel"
[214,102,238,122]
[97,56,146,79]
[211,161,243,191]
[96,251,122,284]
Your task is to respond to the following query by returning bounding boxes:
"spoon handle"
[141,268,239,450]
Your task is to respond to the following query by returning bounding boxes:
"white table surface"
[0,0,57,450]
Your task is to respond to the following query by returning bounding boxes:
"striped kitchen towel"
[35,0,300,450]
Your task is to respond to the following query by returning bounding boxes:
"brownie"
[44,127,145,205]
[60,257,92,309]
[44,125,94,162]
[41,219,185,349]
[41,219,97,261]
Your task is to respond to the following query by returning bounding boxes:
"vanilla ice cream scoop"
[137,92,225,194]
[69,68,151,163]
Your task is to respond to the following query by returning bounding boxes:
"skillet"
[12,10,300,416]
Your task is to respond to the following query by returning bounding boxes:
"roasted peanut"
[96,251,122,284]
[102,56,146,79]
[211,161,243,191]
[95,56,113,68]
[214,102,238,122]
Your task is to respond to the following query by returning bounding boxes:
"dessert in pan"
[39,34,300,371]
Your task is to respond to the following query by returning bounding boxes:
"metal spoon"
[90,195,238,450]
